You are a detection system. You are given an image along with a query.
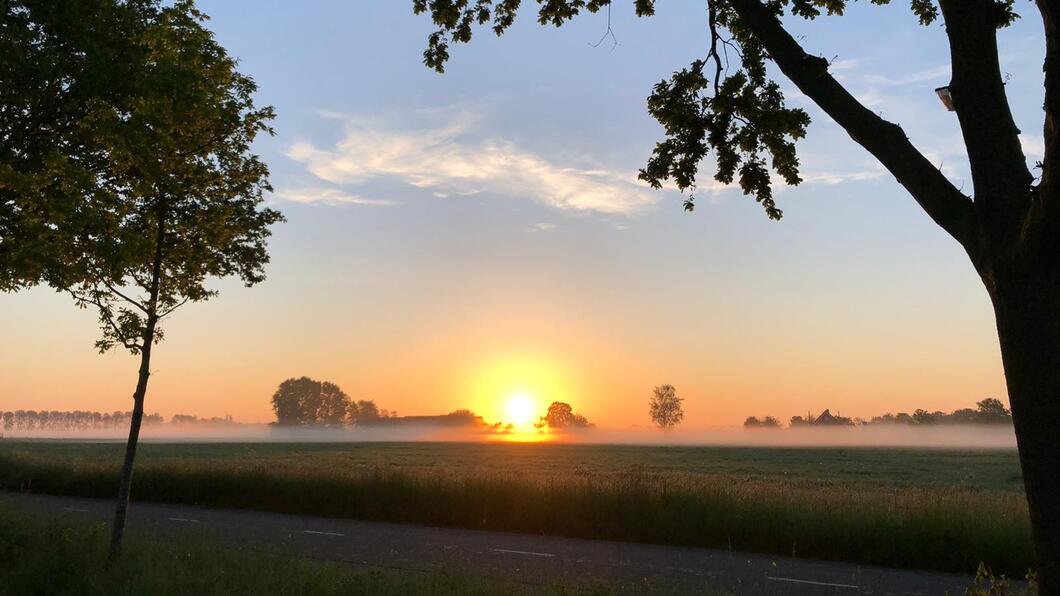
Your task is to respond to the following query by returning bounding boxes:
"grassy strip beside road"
[0,441,1034,577]
[0,507,615,596]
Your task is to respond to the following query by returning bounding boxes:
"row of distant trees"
[1,410,164,432]
[745,398,1014,429]
[0,411,246,432]
[271,377,394,427]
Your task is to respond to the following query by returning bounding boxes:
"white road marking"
[302,530,345,537]
[767,576,858,589]
[62,507,89,513]
[166,517,200,523]
[489,548,556,558]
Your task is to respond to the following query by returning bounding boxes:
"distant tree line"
[746,398,1014,429]
[270,377,394,427]
[1,410,164,432]
[743,415,781,428]
[169,414,239,426]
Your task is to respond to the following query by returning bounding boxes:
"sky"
[0,1,1047,428]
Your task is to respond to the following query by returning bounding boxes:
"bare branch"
[590,2,618,49]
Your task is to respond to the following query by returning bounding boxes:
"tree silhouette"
[271,377,351,427]
[412,2,1060,582]
[539,401,593,429]
[649,384,684,430]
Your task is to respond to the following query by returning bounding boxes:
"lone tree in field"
[413,1,1060,585]
[1,1,281,557]
[271,376,352,426]
[649,384,684,430]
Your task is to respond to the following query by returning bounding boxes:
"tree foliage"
[538,401,593,429]
[2,0,282,352]
[270,376,391,426]
[649,384,684,429]
[0,0,158,290]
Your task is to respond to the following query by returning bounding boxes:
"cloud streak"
[275,188,397,207]
[284,113,659,216]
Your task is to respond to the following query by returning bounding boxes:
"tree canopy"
[649,384,684,429]
[538,401,594,429]
[1,0,158,290]
[271,376,391,426]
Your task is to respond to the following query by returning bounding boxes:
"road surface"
[0,492,984,595]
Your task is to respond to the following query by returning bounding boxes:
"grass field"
[0,507,616,596]
[0,441,1033,577]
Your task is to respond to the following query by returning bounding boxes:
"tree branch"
[938,0,1033,243]
[1035,0,1060,240]
[104,282,150,315]
[62,288,142,352]
[726,0,980,255]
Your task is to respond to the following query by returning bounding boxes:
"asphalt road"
[0,492,983,595]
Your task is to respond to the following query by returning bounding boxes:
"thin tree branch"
[157,297,189,319]
[727,0,980,255]
[590,2,618,49]
[708,0,724,96]
[62,288,142,351]
[103,282,150,315]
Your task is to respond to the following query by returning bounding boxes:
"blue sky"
[0,2,1047,425]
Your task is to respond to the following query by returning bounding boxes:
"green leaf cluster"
[1,0,282,353]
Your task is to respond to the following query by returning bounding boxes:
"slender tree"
[413,1,1060,586]
[649,384,685,429]
[3,0,281,556]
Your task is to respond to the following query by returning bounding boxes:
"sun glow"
[505,393,536,428]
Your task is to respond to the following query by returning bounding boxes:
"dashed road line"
[767,576,858,589]
[166,517,200,523]
[489,548,556,558]
[302,530,345,537]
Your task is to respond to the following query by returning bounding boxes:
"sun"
[505,393,537,427]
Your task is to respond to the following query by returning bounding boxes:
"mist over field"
[0,423,1017,449]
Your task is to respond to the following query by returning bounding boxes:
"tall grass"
[0,508,614,595]
[0,449,1032,576]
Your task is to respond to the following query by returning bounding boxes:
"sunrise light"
[505,393,537,428]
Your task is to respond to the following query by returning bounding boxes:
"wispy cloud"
[284,111,659,216]
[862,65,950,88]
[531,222,557,231]
[275,188,397,207]
[800,167,885,185]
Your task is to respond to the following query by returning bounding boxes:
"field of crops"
[0,441,1032,576]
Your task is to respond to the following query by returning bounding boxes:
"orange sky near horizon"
[0,237,1008,429]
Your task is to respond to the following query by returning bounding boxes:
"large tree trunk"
[108,315,157,559]
[989,257,1060,592]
